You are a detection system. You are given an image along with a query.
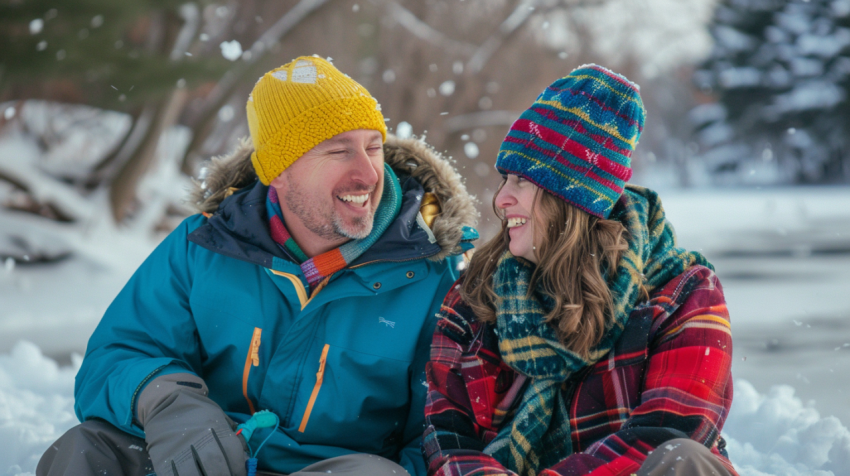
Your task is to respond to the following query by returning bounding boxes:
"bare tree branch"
[92,104,157,184]
[444,110,522,133]
[247,0,334,58]
[170,3,201,61]
[0,155,94,222]
[385,3,477,56]
[467,0,539,72]
[110,89,188,222]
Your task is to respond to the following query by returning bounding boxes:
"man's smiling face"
[270,129,385,257]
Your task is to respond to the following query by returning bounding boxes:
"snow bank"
[2,343,849,475]
[0,342,80,476]
[724,380,850,476]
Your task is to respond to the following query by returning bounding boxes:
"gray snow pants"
[37,419,409,476]
[637,438,735,476]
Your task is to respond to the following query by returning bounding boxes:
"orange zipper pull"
[316,353,327,380]
[243,328,263,415]
[250,329,262,367]
[299,344,330,433]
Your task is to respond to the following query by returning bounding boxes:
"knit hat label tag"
[292,61,318,84]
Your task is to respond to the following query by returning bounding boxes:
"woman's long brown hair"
[461,183,629,360]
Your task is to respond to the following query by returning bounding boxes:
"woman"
[423,65,737,476]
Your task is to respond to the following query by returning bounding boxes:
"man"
[37,56,478,476]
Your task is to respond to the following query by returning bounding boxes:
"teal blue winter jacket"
[73,136,478,476]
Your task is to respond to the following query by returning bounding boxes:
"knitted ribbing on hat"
[496,64,646,219]
[485,185,712,476]
[247,56,387,185]
[265,163,401,290]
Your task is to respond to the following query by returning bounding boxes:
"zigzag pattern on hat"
[496,64,646,219]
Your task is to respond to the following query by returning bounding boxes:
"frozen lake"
[720,253,850,425]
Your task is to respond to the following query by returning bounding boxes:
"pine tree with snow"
[693,0,850,184]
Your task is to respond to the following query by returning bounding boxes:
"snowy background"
[3,0,850,474]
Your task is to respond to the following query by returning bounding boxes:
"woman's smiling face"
[495,174,541,263]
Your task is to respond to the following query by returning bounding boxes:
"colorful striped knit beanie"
[496,64,646,219]
[246,55,387,185]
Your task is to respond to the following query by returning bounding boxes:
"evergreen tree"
[0,0,227,110]
[694,0,850,184]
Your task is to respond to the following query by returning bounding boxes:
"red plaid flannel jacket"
[423,265,737,476]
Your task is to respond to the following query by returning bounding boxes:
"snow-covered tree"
[693,0,850,184]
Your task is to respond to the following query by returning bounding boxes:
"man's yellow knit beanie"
[246,55,387,185]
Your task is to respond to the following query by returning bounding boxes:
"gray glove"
[138,373,248,476]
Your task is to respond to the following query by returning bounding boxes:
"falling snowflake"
[220,40,243,61]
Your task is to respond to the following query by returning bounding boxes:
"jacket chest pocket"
[290,344,411,453]
[461,355,517,432]
[595,362,645,413]
[571,357,647,442]
[576,314,653,421]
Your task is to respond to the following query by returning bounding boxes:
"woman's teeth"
[507,217,527,228]
[339,193,369,206]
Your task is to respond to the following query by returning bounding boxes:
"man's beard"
[282,174,375,242]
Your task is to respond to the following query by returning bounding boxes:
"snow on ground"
[0,101,191,359]
[1,342,849,476]
[726,380,850,476]
[1,342,80,476]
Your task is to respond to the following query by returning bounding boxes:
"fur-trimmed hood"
[189,134,478,262]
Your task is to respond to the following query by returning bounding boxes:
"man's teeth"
[507,217,527,228]
[339,194,369,205]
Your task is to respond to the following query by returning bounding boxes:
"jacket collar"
[187,134,478,270]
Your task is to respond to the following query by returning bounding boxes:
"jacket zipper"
[242,327,262,414]
[270,270,309,309]
[298,343,330,433]
[269,270,331,310]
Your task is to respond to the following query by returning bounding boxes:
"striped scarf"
[266,163,402,289]
[486,185,712,476]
